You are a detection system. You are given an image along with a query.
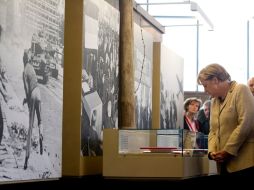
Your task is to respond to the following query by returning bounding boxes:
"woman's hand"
[213,151,233,163]
[208,152,217,160]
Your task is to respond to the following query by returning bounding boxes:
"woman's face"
[187,101,200,114]
[201,77,219,98]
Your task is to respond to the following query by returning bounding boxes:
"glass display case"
[118,129,208,157]
[103,128,214,179]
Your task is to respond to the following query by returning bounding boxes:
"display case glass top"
[118,129,208,157]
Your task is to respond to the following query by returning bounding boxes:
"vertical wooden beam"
[62,0,83,176]
[119,0,135,129]
[152,42,161,129]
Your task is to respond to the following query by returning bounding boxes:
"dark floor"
[0,173,253,189]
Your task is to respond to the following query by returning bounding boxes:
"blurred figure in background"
[183,97,202,149]
[197,99,211,135]
[183,97,202,132]
[197,99,211,149]
[247,77,254,96]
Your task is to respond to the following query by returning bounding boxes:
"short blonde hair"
[197,63,231,85]
[184,97,202,112]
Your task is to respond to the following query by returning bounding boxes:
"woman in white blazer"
[197,63,254,175]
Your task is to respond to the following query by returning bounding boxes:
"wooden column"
[62,0,83,175]
[152,42,161,129]
[119,0,135,129]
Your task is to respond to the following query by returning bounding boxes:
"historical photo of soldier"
[0,0,64,182]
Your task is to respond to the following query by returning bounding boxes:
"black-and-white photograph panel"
[0,0,64,182]
[160,45,184,129]
[134,23,153,130]
[81,0,119,156]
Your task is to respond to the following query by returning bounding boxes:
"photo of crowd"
[81,0,119,156]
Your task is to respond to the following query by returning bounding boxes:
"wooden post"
[62,0,83,175]
[119,0,135,129]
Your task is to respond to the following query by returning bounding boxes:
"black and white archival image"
[0,0,64,182]
[134,23,153,130]
[81,0,119,156]
[160,45,184,129]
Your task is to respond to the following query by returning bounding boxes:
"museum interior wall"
[62,0,166,177]
[0,0,212,184]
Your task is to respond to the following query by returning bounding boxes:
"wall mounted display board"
[81,0,120,157]
[133,23,153,130]
[62,0,119,176]
[160,45,184,129]
[0,0,64,182]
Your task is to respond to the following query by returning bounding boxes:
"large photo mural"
[134,23,153,130]
[0,0,64,181]
[160,45,184,129]
[81,0,119,156]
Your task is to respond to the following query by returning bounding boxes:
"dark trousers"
[221,164,254,177]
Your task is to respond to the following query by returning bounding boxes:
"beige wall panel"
[62,0,83,176]
[152,42,161,129]
[79,157,102,175]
